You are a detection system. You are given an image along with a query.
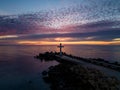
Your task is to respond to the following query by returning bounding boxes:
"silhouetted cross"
[57,43,64,56]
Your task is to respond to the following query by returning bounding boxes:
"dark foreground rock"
[43,63,120,90]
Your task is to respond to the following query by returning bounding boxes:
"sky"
[0,0,120,45]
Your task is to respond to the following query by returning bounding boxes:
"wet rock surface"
[43,63,120,90]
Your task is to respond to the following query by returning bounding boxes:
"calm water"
[0,45,120,90]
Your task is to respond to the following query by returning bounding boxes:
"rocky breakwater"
[35,52,120,72]
[42,63,120,90]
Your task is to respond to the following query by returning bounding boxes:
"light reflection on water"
[0,45,120,90]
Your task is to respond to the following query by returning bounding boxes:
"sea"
[0,45,120,90]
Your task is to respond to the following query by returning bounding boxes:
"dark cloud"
[24,29,120,41]
[79,20,120,29]
[0,12,51,35]
[1,28,119,42]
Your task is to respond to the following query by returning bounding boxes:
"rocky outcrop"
[43,64,120,90]
[70,65,119,90]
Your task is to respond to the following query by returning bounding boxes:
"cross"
[57,43,64,56]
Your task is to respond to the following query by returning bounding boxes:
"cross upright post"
[57,43,64,56]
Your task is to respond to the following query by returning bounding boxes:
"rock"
[42,71,48,76]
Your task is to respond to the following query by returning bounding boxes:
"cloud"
[0,35,18,39]
[0,0,120,45]
[1,15,119,35]
[0,28,119,43]
[0,0,120,35]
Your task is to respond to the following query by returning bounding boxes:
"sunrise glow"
[17,40,120,46]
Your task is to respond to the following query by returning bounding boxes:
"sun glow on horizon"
[17,40,120,45]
